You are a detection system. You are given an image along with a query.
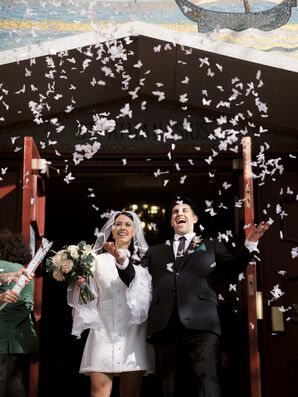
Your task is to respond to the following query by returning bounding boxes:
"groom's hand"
[247,221,271,242]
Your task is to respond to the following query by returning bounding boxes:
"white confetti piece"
[269,284,285,302]
[238,273,245,281]
[64,172,75,184]
[291,247,298,259]
[166,263,174,272]
[180,175,187,184]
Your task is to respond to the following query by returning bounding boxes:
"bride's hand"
[103,242,125,265]
[76,276,86,286]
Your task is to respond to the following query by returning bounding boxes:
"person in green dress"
[0,229,38,397]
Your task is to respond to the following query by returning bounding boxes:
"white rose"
[67,245,79,259]
[52,250,67,269]
[81,245,96,263]
[81,245,93,258]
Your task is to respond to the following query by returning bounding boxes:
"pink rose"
[61,259,74,274]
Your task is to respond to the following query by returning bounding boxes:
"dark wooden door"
[0,165,22,232]
[21,136,46,397]
[257,168,298,397]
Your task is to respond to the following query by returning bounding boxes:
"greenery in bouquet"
[46,241,96,304]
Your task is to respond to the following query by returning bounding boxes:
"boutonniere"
[191,235,206,252]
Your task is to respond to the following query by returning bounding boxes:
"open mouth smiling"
[118,232,128,236]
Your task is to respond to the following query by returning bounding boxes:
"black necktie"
[176,236,186,258]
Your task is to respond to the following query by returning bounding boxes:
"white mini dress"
[68,251,154,374]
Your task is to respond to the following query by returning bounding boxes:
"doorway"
[38,166,249,397]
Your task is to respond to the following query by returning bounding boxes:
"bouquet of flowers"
[46,241,96,304]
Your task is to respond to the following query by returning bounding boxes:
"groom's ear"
[193,215,198,224]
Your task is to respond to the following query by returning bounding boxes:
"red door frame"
[242,136,262,397]
[22,136,46,397]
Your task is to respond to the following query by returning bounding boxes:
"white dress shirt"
[173,232,196,257]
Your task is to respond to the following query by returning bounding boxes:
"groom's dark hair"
[170,196,198,215]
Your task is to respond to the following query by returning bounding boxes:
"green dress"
[0,260,38,354]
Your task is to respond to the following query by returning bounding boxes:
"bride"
[68,211,154,397]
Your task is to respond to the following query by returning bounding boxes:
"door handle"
[271,306,285,332]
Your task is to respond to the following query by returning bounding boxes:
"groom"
[116,196,270,397]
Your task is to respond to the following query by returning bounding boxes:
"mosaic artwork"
[175,0,297,32]
[0,0,298,59]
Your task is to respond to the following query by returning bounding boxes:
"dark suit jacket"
[118,238,254,339]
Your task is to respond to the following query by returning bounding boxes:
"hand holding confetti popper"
[0,238,53,311]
